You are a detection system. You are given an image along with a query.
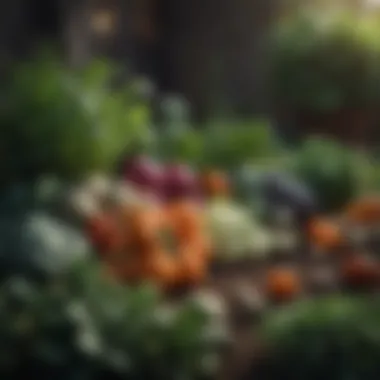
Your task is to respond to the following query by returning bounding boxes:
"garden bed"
[203,243,380,380]
[2,51,380,380]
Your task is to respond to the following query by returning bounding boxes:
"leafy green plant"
[271,11,380,113]
[255,296,380,380]
[156,128,206,166]
[0,211,91,280]
[291,137,362,211]
[0,53,152,184]
[200,119,281,170]
[0,262,229,380]
[154,118,281,170]
[364,159,380,192]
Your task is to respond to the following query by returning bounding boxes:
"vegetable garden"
[1,10,380,380]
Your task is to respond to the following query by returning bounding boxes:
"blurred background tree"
[1,0,380,135]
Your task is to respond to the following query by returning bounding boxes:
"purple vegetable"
[122,155,164,193]
[162,163,200,201]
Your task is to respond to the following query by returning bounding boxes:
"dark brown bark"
[61,0,93,67]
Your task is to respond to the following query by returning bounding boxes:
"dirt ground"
[203,244,380,380]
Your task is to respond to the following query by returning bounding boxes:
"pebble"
[231,283,267,324]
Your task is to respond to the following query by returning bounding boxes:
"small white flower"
[234,283,267,316]
[161,94,191,125]
[132,77,156,98]
[189,290,227,320]
[84,173,112,199]
[68,189,99,218]
[76,327,103,356]
[152,304,179,327]
[106,181,141,207]
[66,301,91,324]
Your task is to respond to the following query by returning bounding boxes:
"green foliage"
[271,11,380,113]
[156,128,206,166]
[291,138,361,211]
[202,120,281,169]
[0,177,65,216]
[0,53,152,183]
[156,118,281,170]
[364,159,380,192]
[0,263,228,380]
[257,296,380,380]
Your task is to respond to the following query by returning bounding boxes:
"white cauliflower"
[206,199,273,260]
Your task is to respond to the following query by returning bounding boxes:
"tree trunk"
[61,0,93,67]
